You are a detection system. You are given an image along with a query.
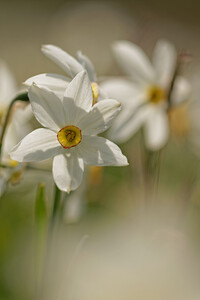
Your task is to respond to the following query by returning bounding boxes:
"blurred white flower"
[0,59,17,117]
[10,71,128,193]
[101,40,191,150]
[0,60,31,196]
[24,44,104,104]
[2,104,33,166]
[0,60,33,165]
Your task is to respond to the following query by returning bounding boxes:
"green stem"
[167,65,179,111]
[0,92,29,161]
[34,183,47,298]
[51,184,62,228]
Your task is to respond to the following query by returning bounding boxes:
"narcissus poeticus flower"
[10,71,128,193]
[101,40,191,151]
[24,45,104,104]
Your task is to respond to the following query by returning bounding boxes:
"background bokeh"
[0,0,200,299]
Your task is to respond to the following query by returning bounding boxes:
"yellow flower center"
[147,86,165,104]
[57,125,82,149]
[91,82,99,105]
[9,159,19,168]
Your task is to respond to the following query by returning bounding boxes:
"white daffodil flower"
[10,71,128,193]
[101,40,191,151]
[24,45,104,104]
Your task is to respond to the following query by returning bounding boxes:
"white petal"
[2,105,34,164]
[64,71,93,112]
[0,60,17,107]
[78,99,121,135]
[108,97,150,143]
[24,73,70,99]
[62,96,87,125]
[53,152,84,193]
[98,87,108,101]
[152,39,177,89]
[2,122,18,164]
[41,45,84,78]
[144,107,169,151]
[10,128,60,162]
[112,41,155,84]
[100,78,140,101]
[28,84,66,131]
[77,51,97,82]
[78,135,128,166]
[171,76,191,106]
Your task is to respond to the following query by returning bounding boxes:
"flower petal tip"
[124,159,129,166]
[22,81,29,87]
[41,44,50,51]
[117,101,122,107]
[32,82,38,87]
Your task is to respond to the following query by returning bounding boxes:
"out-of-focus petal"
[144,107,169,151]
[77,51,97,82]
[42,45,84,78]
[0,60,17,107]
[171,76,191,106]
[152,39,177,89]
[108,97,149,143]
[112,40,156,85]
[78,99,121,135]
[24,73,70,99]
[100,78,141,101]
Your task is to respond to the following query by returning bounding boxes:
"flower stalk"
[34,182,47,298]
[167,55,180,111]
[52,184,62,224]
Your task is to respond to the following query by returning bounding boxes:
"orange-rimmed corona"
[57,125,82,149]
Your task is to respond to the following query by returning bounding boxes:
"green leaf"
[34,183,47,291]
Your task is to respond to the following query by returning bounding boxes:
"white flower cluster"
[9,46,129,193]
[0,39,193,193]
